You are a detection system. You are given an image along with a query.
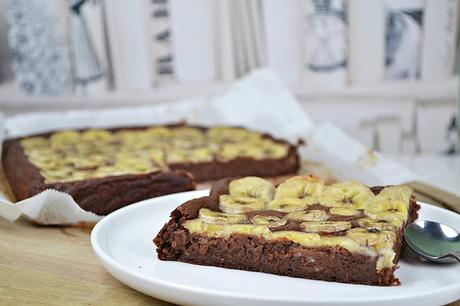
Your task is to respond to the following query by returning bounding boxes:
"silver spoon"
[404,220,460,263]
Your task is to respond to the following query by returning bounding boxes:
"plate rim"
[91,190,460,304]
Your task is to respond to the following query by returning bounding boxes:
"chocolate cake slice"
[2,124,299,215]
[154,176,420,285]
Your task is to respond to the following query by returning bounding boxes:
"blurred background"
[0,0,458,155]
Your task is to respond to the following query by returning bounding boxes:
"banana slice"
[207,127,262,143]
[184,219,271,238]
[274,176,325,205]
[145,127,172,140]
[199,208,246,224]
[166,149,190,164]
[347,228,395,247]
[286,210,329,221]
[188,147,213,163]
[50,130,80,148]
[171,127,206,148]
[258,140,288,159]
[149,149,166,168]
[364,186,412,225]
[219,143,266,160]
[267,198,311,213]
[66,156,99,170]
[318,181,374,209]
[364,198,408,223]
[301,221,352,233]
[251,215,287,227]
[357,218,397,231]
[81,129,113,142]
[329,207,361,216]
[271,231,321,244]
[229,177,275,202]
[219,195,265,214]
[20,136,49,150]
[172,127,204,139]
[376,185,413,208]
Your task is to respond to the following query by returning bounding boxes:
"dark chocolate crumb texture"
[2,125,299,215]
[154,176,420,286]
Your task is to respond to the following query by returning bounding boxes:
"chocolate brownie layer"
[2,136,196,215]
[154,177,420,286]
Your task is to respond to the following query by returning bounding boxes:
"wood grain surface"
[0,218,172,306]
[0,160,459,305]
[1,213,459,306]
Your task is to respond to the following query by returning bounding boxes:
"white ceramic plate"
[91,190,460,306]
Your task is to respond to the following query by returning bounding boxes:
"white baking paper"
[0,69,418,225]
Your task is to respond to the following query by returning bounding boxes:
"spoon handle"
[447,251,460,263]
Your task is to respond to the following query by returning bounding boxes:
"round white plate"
[91,190,460,306]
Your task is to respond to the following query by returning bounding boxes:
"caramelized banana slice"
[286,210,329,221]
[229,177,275,202]
[267,198,311,213]
[188,147,213,163]
[271,231,321,244]
[172,127,204,139]
[376,185,413,208]
[218,143,265,160]
[274,176,325,205]
[81,129,113,142]
[149,149,166,168]
[145,127,172,140]
[347,228,396,247]
[20,137,49,150]
[184,219,271,237]
[319,181,374,209]
[301,221,352,233]
[329,207,361,216]
[207,127,263,143]
[251,215,287,227]
[219,195,265,214]
[258,140,288,159]
[364,186,412,224]
[364,199,408,223]
[50,130,80,148]
[357,218,397,231]
[199,208,246,224]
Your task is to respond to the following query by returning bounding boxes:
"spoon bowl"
[404,220,460,263]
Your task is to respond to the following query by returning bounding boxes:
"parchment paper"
[0,69,418,225]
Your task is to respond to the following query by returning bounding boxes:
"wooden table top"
[0,218,171,306]
[1,196,459,305]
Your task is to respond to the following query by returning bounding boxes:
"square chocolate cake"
[2,125,299,215]
[154,176,419,285]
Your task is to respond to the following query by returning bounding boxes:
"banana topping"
[267,198,312,212]
[183,176,414,272]
[20,127,290,184]
[199,208,247,224]
[184,219,271,237]
[376,185,413,206]
[251,215,287,227]
[274,176,325,204]
[319,181,374,209]
[219,177,275,213]
[364,198,408,223]
[347,228,396,247]
[286,210,329,222]
[357,218,397,231]
[219,195,265,214]
[228,177,275,202]
[301,221,352,233]
[329,207,361,216]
